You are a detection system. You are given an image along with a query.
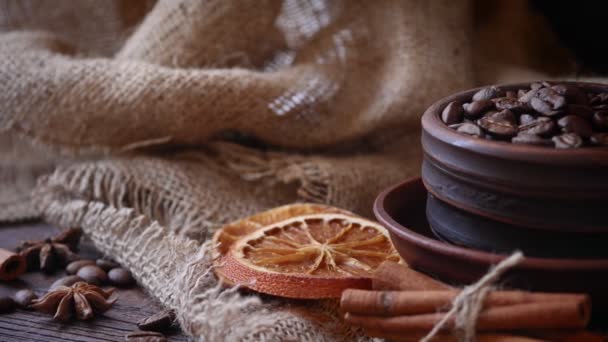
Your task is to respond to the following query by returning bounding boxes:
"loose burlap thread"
[0,0,584,340]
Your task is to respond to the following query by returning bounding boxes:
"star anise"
[30,282,116,321]
[16,228,83,273]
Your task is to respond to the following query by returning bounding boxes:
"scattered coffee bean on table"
[66,259,96,275]
[96,258,119,271]
[77,265,108,285]
[108,268,135,287]
[443,82,608,148]
[13,289,37,309]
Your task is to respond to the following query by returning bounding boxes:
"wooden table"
[0,222,190,341]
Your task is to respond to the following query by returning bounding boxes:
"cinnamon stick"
[341,289,589,316]
[344,301,590,332]
[0,248,26,281]
[372,261,450,291]
[361,329,546,342]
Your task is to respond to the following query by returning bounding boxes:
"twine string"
[420,251,525,342]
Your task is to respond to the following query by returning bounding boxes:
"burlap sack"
[1,0,578,340]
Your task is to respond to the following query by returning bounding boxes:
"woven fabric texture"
[1,0,578,340]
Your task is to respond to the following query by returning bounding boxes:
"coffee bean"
[0,296,15,314]
[108,268,135,287]
[50,275,85,290]
[566,104,594,119]
[77,265,108,285]
[557,115,593,138]
[493,97,529,113]
[552,84,588,105]
[450,83,608,148]
[552,133,583,149]
[137,309,176,332]
[518,89,539,104]
[125,330,167,342]
[519,117,555,137]
[591,133,608,146]
[13,289,37,309]
[512,133,551,146]
[477,111,518,137]
[531,88,566,115]
[463,100,494,118]
[530,82,543,90]
[589,92,608,105]
[517,89,527,98]
[472,86,503,101]
[456,122,483,137]
[519,114,536,125]
[593,111,608,130]
[441,101,463,125]
[96,259,120,271]
[66,259,96,275]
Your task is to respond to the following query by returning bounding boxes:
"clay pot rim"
[374,177,608,270]
[421,81,608,166]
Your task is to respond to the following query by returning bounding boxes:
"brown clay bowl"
[373,177,608,315]
[421,81,608,232]
[426,194,608,258]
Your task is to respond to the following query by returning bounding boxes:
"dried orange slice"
[216,213,400,299]
[212,203,353,259]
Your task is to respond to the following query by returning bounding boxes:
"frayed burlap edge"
[36,176,373,341]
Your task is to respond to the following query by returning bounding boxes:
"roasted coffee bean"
[66,259,96,275]
[0,296,15,313]
[552,133,583,149]
[463,100,494,118]
[13,289,37,309]
[456,122,483,137]
[477,111,518,137]
[557,115,593,138]
[137,309,176,332]
[50,275,85,290]
[517,89,527,98]
[566,104,594,119]
[125,330,167,342]
[589,92,608,105]
[512,133,551,146]
[108,268,135,287]
[593,111,608,130]
[552,84,588,105]
[493,97,529,113]
[441,101,463,125]
[530,82,543,90]
[518,89,539,104]
[472,86,503,101]
[96,259,120,271]
[531,88,566,115]
[519,114,536,125]
[590,133,608,146]
[518,117,555,136]
[77,265,108,285]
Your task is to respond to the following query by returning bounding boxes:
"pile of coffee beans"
[442,82,608,148]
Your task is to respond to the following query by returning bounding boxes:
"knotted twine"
[421,251,525,342]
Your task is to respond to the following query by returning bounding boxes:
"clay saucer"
[374,177,608,314]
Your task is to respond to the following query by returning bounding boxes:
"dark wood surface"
[0,222,190,342]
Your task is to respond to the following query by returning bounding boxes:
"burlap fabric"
[1,0,577,340]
